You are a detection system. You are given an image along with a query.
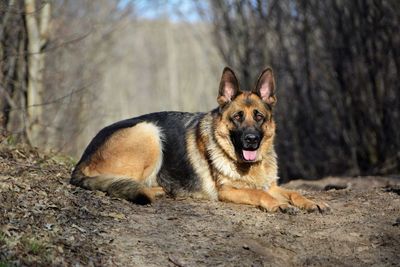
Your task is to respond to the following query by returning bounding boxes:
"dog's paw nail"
[280,205,299,215]
[304,202,330,213]
[317,203,331,214]
[306,205,319,213]
[276,204,299,214]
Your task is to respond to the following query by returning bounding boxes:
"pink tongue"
[243,150,257,161]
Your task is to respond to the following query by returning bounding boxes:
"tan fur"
[72,122,164,203]
[218,185,290,212]
[79,122,162,186]
[142,186,166,200]
[267,182,329,211]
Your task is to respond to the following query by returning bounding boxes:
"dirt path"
[0,145,399,266]
[108,181,400,267]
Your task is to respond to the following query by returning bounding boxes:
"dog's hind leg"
[71,122,164,204]
[144,186,166,199]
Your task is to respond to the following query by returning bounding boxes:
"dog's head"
[214,67,276,163]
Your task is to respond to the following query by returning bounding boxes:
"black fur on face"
[229,108,265,162]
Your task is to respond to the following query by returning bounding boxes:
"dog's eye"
[233,112,243,122]
[254,112,264,122]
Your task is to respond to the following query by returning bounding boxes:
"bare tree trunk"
[1,0,27,140]
[24,0,50,146]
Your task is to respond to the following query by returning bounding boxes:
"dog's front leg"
[268,183,330,213]
[218,185,292,212]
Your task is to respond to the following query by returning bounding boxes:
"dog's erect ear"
[253,67,276,105]
[218,67,240,106]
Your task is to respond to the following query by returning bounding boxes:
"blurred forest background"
[0,0,399,181]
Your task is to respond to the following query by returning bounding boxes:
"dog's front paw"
[301,200,330,213]
[278,204,300,215]
[260,202,299,214]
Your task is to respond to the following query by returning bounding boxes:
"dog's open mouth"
[242,150,257,161]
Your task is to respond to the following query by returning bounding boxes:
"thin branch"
[3,83,92,112]
[0,31,93,63]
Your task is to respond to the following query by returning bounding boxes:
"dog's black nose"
[244,134,260,145]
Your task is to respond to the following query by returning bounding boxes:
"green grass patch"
[0,232,11,246]
[22,238,46,255]
[0,232,7,242]
[0,260,14,267]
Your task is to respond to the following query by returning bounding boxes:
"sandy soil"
[0,144,399,266]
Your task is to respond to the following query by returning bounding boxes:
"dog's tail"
[70,169,153,204]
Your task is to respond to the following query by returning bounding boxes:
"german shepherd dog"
[71,67,328,213]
